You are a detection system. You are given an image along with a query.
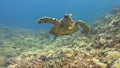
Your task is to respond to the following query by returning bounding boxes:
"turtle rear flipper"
[50,35,58,44]
[76,20,90,33]
[37,17,59,26]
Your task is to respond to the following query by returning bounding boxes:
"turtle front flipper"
[37,16,59,26]
[76,20,90,33]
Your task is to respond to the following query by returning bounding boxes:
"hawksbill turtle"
[37,14,90,43]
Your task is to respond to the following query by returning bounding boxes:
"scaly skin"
[37,14,90,36]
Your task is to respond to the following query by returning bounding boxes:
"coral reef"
[111,5,120,14]
[0,6,120,68]
[0,27,51,67]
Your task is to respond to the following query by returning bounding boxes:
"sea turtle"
[37,14,90,42]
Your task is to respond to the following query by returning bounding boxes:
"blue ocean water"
[0,0,120,31]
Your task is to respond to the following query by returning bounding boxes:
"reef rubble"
[0,6,120,68]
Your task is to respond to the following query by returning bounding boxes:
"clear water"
[0,0,120,31]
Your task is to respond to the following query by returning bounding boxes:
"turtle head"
[63,14,72,22]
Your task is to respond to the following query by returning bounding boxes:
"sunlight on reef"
[0,6,120,68]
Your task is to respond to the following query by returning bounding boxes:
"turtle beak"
[64,14,72,22]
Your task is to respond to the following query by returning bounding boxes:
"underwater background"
[0,0,120,31]
[0,0,120,68]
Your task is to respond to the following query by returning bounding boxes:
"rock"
[62,48,75,57]
[111,58,120,68]
[116,33,120,39]
[0,56,6,67]
[92,58,107,68]
[99,38,106,45]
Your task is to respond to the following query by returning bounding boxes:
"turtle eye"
[64,15,68,18]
